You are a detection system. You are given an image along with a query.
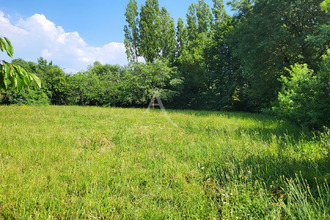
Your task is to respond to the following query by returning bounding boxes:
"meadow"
[0,106,329,219]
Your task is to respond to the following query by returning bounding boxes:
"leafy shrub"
[274,52,330,130]
[0,87,50,106]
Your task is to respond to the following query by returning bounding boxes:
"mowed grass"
[0,106,329,219]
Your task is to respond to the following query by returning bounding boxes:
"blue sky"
[0,0,232,73]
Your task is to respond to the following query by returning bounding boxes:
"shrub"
[0,87,50,106]
[274,52,330,130]
[120,60,183,106]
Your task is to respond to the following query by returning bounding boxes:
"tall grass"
[0,106,328,219]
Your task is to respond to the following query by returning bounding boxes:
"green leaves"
[30,73,42,88]
[0,36,14,58]
[1,36,41,91]
[4,37,14,58]
[1,61,41,91]
[321,0,330,12]
[0,37,5,52]
[275,58,330,130]
[226,0,330,110]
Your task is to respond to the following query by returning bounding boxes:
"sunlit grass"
[0,106,329,219]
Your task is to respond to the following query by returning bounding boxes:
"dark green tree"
[178,33,211,108]
[228,0,330,110]
[206,17,245,110]
[43,66,71,105]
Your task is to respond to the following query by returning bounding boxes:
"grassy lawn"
[0,106,329,219]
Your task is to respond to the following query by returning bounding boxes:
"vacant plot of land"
[0,106,329,219]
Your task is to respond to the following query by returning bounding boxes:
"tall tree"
[178,33,211,109]
[160,7,176,61]
[124,0,140,63]
[212,0,228,27]
[186,4,198,42]
[178,1,215,108]
[196,0,213,33]
[176,17,188,59]
[205,17,245,110]
[228,0,254,17]
[139,0,161,63]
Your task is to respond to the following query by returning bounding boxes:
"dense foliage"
[0,58,182,108]
[275,51,330,129]
[1,0,329,129]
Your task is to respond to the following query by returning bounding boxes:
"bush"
[119,60,183,106]
[274,52,330,130]
[0,87,50,106]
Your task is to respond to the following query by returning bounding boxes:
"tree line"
[0,58,182,107]
[1,0,329,129]
[123,0,329,129]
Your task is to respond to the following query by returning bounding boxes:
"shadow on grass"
[179,112,308,144]
[210,152,330,219]
[171,110,329,193]
[168,109,272,120]
[154,108,329,190]
[214,153,329,197]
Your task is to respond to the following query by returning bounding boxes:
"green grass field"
[0,106,329,219]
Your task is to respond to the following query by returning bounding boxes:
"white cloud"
[0,11,127,73]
